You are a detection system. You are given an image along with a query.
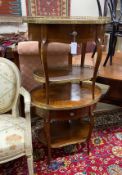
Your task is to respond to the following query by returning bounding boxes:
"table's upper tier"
[0,16,110,24]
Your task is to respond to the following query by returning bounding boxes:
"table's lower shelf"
[33,66,94,84]
[31,82,102,110]
[40,120,90,148]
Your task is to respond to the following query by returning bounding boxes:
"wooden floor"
[98,52,122,81]
[73,52,122,105]
[73,52,122,81]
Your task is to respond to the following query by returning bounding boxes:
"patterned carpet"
[0,0,22,16]
[28,0,70,16]
[0,109,122,175]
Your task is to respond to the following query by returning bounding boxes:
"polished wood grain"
[73,52,122,105]
[28,24,105,43]
[33,65,94,84]
[31,82,102,110]
[98,52,122,105]
[49,106,96,121]
[40,120,90,148]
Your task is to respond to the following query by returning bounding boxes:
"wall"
[71,0,103,16]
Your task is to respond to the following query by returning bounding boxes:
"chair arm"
[20,87,32,155]
[20,87,31,114]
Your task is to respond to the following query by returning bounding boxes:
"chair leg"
[103,33,113,66]
[112,36,117,56]
[103,51,111,66]
[27,155,34,175]
[109,35,117,65]
[110,54,113,65]
[91,44,97,58]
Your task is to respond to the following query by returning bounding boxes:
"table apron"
[28,24,105,43]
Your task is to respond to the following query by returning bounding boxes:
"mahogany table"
[23,16,110,164]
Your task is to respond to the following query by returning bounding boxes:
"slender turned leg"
[44,111,51,164]
[92,39,102,99]
[39,40,50,104]
[81,42,87,67]
[87,106,94,154]
[27,155,34,175]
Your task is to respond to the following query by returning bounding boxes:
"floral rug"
[0,110,122,175]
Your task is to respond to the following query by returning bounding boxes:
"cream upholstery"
[0,57,33,175]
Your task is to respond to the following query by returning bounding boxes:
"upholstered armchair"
[0,57,33,175]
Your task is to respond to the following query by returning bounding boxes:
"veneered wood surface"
[40,120,90,148]
[31,82,102,110]
[33,66,94,84]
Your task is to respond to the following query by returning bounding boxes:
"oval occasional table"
[23,16,110,164]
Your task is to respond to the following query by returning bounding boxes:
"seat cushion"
[0,115,26,161]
